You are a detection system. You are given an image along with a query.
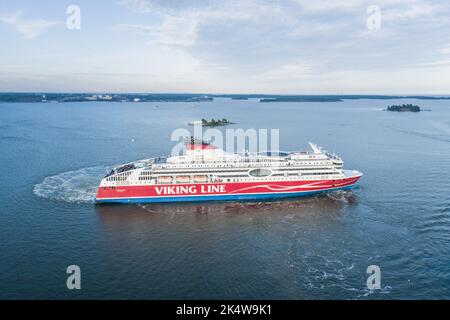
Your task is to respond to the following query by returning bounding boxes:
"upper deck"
[103,139,343,180]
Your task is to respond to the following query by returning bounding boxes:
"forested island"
[201,118,234,127]
[231,96,249,100]
[386,104,421,112]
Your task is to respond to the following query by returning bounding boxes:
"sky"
[1,0,450,94]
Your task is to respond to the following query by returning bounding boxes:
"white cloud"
[0,11,59,39]
[3,0,450,93]
[416,60,450,67]
[438,45,450,55]
[116,15,199,47]
[294,0,366,13]
[256,62,322,83]
[381,2,438,22]
[117,1,267,48]
[109,0,450,93]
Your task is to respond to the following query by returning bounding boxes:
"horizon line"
[1,92,450,96]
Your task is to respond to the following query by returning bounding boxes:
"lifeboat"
[193,175,208,183]
[176,176,191,183]
[157,176,173,184]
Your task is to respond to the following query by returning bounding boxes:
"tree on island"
[386,104,421,112]
[201,118,233,126]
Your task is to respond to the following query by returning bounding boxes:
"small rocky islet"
[386,104,422,112]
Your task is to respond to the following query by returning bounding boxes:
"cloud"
[438,44,450,55]
[117,1,265,48]
[116,16,199,47]
[381,1,439,22]
[112,0,450,91]
[0,11,59,39]
[116,0,358,62]
[415,60,450,68]
[255,62,322,83]
[3,0,449,93]
[294,0,366,13]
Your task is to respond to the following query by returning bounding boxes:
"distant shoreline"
[1,93,450,103]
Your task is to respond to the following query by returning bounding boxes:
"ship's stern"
[95,177,108,203]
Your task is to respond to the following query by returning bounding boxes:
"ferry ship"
[95,137,362,204]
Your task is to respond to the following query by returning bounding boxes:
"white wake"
[33,166,107,203]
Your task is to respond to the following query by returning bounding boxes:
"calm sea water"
[0,98,449,299]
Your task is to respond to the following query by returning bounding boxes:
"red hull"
[96,175,361,203]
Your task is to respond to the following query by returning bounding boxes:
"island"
[188,96,214,102]
[386,104,421,112]
[201,118,234,127]
[230,96,249,100]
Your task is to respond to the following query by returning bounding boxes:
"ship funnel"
[184,136,216,151]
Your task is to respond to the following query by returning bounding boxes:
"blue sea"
[0,98,449,299]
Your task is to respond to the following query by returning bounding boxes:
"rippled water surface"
[1,98,449,299]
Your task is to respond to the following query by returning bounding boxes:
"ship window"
[248,168,272,177]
